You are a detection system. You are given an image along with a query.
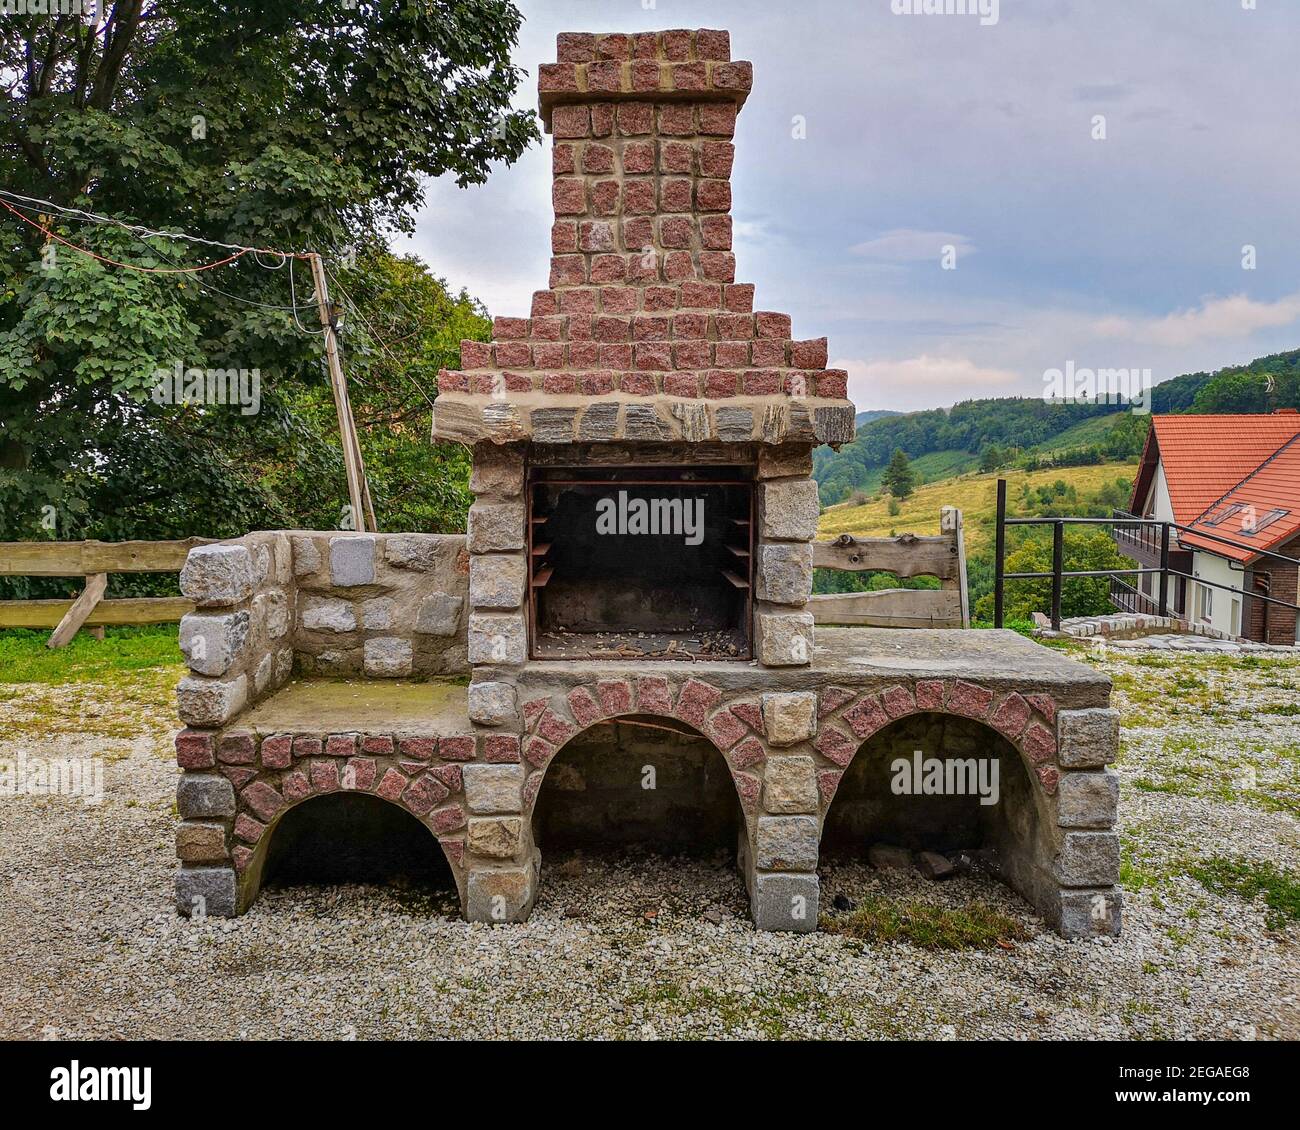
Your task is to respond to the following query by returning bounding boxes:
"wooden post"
[942,506,970,628]
[309,253,375,533]
[47,573,106,648]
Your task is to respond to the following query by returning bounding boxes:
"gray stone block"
[755,542,813,605]
[291,535,321,576]
[361,597,394,630]
[1055,887,1122,938]
[762,755,819,814]
[300,595,356,634]
[416,592,465,636]
[1056,831,1120,887]
[752,871,819,932]
[531,407,576,444]
[1058,708,1120,767]
[755,611,814,666]
[177,774,236,819]
[755,815,819,871]
[180,544,256,608]
[578,402,619,441]
[463,764,524,814]
[468,613,527,665]
[384,534,442,571]
[176,674,248,727]
[466,817,523,859]
[178,610,249,677]
[1057,770,1119,828]
[715,406,754,442]
[175,821,229,863]
[757,445,813,480]
[175,866,237,917]
[329,535,376,586]
[469,444,525,497]
[623,404,671,440]
[814,404,855,446]
[761,691,817,746]
[468,681,518,727]
[466,866,536,923]
[253,652,273,694]
[364,637,413,677]
[470,553,527,610]
[260,589,290,639]
[467,502,526,553]
[759,479,820,542]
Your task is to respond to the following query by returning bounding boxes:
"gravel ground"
[1,646,1296,1041]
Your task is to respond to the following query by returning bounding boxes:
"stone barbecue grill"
[171,29,1123,939]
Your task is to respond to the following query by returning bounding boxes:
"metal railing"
[992,479,1300,632]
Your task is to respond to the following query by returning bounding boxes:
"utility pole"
[309,252,376,533]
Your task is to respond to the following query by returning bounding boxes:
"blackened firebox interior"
[530,466,753,659]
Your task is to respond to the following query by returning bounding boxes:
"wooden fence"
[809,506,969,628]
[0,538,211,647]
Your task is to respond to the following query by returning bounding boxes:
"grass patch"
[0,625,182,684]
[821,896,1030,950]
[1187,858,1300,930]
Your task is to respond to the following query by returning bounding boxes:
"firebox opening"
[262,793,456,893]
[821,713,1047,899]
[529,466,753,660]
[533,716,743,853]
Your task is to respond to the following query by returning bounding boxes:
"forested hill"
[814,349,1300,505]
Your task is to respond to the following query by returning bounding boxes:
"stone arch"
[224,745,469,913]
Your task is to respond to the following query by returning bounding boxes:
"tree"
[0,1,537,559]
[882,448,918,500]
[972,528,1130,622]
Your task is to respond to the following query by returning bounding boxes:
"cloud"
[1093,292,1300,347]
[849,229,976,263]
[834,354,1021,411]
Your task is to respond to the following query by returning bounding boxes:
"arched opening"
[821,712,1052,917]
[259,793,458,909]
[532,714,748,916]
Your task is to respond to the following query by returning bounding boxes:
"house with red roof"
[1117,411,1300,644]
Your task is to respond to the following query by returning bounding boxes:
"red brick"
[755,311,792,339]
[991,693,1031,739]
[376,767,407,802]
[403,773,448,817]
[699,103,737,136]
[542,373,577,394]
[662,29,692,61]
[222,766,256,790]
[524,736,555,769]
[483,734,522,764]
[1026,693,1057,723]
[842,694,889,739]
[881,684,916,719]
[630,59,662,92]
[714,61,753,91]
[817,768,843,805]
[676,678,722,727]
[681,281,722,308]
[437,369,468,393]
[439,837,465,867]
[561,288,598,313]
[579,371,615,395]
[949,680,995,720]
[723,284,754,312]
[552,179,586,215]
[632,315,670,342]
[819,370,849,398]
[1036,765,1060,795]
[696,29,731,60]
[218,731,255,765]
[813,725,857,767]
[552,143,575,175]
[817,687,854,718]
[701,252,735,282]
[673,312,708,338]
[578,221,615,253]
[587,61,624,94]
[700,214,732,250]
[915,680,945,710]
[592,103,616,139]
[176,729,216,770]
[730,701,763,731]
[708,708,748,750]
[620,372,656,395]
[566,686,602,727]
[459,339,492,367]
[548,257,585,288]
[600,285,636,313]
[622,141,654,174]
[749,339,783,367]
[1022,723,1058,766]
[635,676,673,715]
[556,32,596,63]
[260,734,293,769]
[659,216,692,249]
[715,313,752,340]
[730,735,766,770]
[616,101,653,135]
[713,340,748,367]
[664,373,700,397]
[439,735,477,762]
[241,780,284,823]
[533,343,565,369]
[632,32,658,59]
[732,770,761,814]
[397,736,436,760]
[430,764,462,793]
[622,180,655,214]
[658,103,695,135]
[430,804,466,835]
[590,254,627,283]
[705,371,738,397]
[551,104,591,138]
[596,679,633,715]
[282,769,311,802]
[791,338,828,369]
[343,757,377,791]
[659,141,694,174]
[674,342,710,369]
[671,62,708,91]
[539,63,578,93]
[309,759,339,793]
[537,709,575,747]
[594,315,630,342]
[234,813,264,844]
[697,179,732,212]
[635,342,672,370]
[742,370,781,395]
[600,343,634,368]
[643,285,679,311]
[700,140,734,177]
[232,846,253,872]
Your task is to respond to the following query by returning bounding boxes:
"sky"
[397,0,1300,414]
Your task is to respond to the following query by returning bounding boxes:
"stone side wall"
[289,531,469,677]
[753,445,818,666]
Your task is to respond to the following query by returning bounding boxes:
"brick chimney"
[433,27,855,448]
